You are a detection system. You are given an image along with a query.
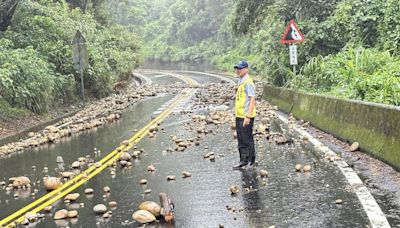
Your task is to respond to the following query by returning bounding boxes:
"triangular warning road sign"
[280,19,305,44]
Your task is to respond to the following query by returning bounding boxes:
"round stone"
[44,177,62,191]
[230,185,240,195]
[132,210,156,224]
[138,201,161,217]
[303,165,312,172]
[350,142,359,152]
[109,201,117,208]
[67,210,78,218]
[259,169,268,177]
[103,186,111,193]
[93,204,107,214]
[71,161,80,169]
[54,209,68,220]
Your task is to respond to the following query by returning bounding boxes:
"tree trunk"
[0,0,19,31]
[159,192,174,222]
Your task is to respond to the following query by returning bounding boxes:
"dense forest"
[0,0,140,115]
[0,0,399,118]
[141,0,400,106]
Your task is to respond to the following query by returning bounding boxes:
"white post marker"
[289,45,298,65]
[289,44,298,75]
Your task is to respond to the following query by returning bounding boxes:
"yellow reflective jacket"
[235,76,256,118]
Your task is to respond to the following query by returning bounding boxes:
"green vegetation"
[1,0,399,117]
[0,99,29,119]
[140,0,400,106]
[0,0,140,115]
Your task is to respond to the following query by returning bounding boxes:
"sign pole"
[280,19,304,78]
[289,43,298,76]
[293,62,296,76]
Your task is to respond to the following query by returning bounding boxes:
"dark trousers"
[236,117,256,164]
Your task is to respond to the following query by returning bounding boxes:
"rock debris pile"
[0,83,183,157]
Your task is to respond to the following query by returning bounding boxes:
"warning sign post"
[280,19,304,76]
[280,19,305,44]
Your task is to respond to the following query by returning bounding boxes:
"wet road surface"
[0,71,398,227]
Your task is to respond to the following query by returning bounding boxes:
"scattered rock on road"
[138,201,161,217]
[12,176,31,188]
[230,185,240,195]
[303,165,312,172]
[121,140,130,146]
[67,210,78,218]
[85,188,94,194]
[64,193,80,201]
[203,152,214,159]
[132,210,156,224]
[147,164,156,172]
[103,186,111,193]
[56,156,64,163]
[54,209,68,220]
[166,175,176,181]
[109,201,117,208]
[350,142,359,152]
[119,152,131,161]
[93,204,107,214]
[260,169,268,177]
[43,206,52,213]
[295,164,302,172]
[44,177,62,191]
[71,161,80,169]
[182,171,192,178]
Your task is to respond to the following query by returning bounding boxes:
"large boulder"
[138,201,161,217]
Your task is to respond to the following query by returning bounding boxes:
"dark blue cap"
[234,60,249,69]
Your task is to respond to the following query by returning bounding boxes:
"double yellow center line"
[0,82,196,227]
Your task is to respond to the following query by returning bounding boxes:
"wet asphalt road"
[0,71,396,227]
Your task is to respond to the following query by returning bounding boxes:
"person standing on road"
[232,60,257,170]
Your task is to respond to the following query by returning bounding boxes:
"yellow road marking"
[0,87,195,227]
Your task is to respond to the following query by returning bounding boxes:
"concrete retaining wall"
[263,85,400,170]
